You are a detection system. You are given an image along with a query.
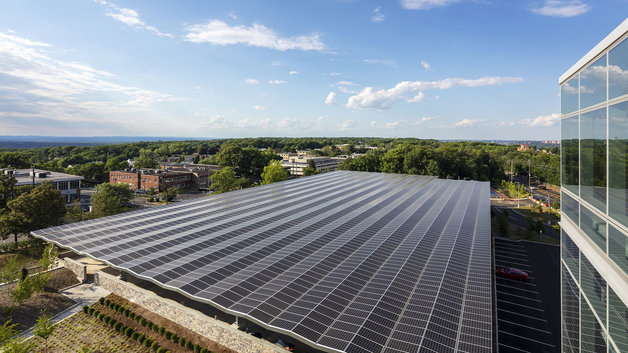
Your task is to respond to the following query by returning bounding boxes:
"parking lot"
[494,238,560,353]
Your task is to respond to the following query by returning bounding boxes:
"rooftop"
[4,168,84,186]
[33,171,492,353]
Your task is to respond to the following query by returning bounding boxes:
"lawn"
[28,311,152,353]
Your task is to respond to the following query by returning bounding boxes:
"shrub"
[88,307,94,315]
[151,341,159,351]
[200,348,208,353]
[131,332,139,340]
[138,334,146,344]
[92,310,99,317]
[125,327,134,337]
[124,308,130,316]
[185,340,192,350]
[97,313,104,320]
[139,318,147,326]
[163,330,171,339]
[158,326,165,335]
[98,297,105,304]
[144,338,152,347]
[194,344,200,352]
[104,299,110,306]
[156,348,166,353]
[153,324,160,332]
[82,306,89,313]
[178,337,186,346]
[129,312,136,319]
[170,334,179,343]
[113,322,122,331]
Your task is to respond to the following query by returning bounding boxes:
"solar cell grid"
[32,171,491,353]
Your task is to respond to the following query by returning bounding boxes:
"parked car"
[496,267,529,281]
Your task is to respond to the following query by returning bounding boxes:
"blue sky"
[0,0,626,139]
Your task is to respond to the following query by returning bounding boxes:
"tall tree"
[0,174,16,210]
[33,310,55,353]
[134,149,158,169]
[209,167,239,194]
[261,160,289,185]
[90,183,134,216]
[0,183,66,242]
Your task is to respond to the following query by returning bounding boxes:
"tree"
[0,338,34,353]
[209,167,239,194]
[160,188,177,203]
[33,310,55,353]
[302,159,319,177]
[0,255,20,297]
[66,201,83,223]
[0,174,17,210]
[0,183,66,243]
[90,183,134,216]
[261,160,289,185]
[0,320,19,346]
[134,149,158,169]
[104,157,128,173]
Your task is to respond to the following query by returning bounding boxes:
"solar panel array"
[33,171,492,353]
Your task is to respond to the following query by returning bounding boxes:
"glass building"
[560,18,628,353]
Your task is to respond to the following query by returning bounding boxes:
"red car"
[496,267,529,281]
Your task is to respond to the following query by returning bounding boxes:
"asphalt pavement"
[494,238,560,353]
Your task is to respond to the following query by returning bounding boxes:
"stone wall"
[62,257,87,283]
[94,270,284,353]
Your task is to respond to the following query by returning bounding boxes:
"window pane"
[581,255,607,325]
[581,295,608,353]
[581,207,607,253]
[609,225,628,276]
[609,286,628,353]
[562,77,580,115]
[562,116,579,195]
[580,55,607,109]
[580,107,607,212]
[562,265,580,353]
[562,191,579,225]
[609,101,628,228]
[609,38,628,99]
[562,230,579,279]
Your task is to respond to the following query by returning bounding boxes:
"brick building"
[110,169,193,192]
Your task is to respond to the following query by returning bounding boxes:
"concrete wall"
[94,270,284,353]
[62,257,87,283]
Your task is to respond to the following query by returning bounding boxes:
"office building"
[3,168,83,203]
[559,18,628,353]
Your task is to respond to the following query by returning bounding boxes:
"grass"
[28,312,152,353]
[491,211,559,245]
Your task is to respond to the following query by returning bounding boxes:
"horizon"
[2,0,626,139]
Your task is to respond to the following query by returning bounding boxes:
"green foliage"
[209,167,240,194]
[178,336,186,346]
[160,188,178,202]
[193,343,200,352]
[200,348,208,353]
[170,333,178,343]
[151,341,159,351]
[65,162,106,183]
[0,255,20,291]
[0,183,66,242]
[32,310,55,353]
[39,243,58,271]
[90,183,134,216]
[261,160,289,185]
[0,320,19,345]
[66,201,83,223]
[0,338,34,353]
[185,340,192,349]
[134,149,158,169]
[0,174,17,210]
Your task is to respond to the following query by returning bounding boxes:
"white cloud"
[271,61,282,66]
[372,117,434,129]
[289,70,299,75]
[333,81,359,94]
[440,119,487,128]
[372,7,385,22]
[329,72,342,76]
[520,113,560,127]
[530,0,590,17]
[421,60,431,71]
[184,20,325,51]
[0,31,177,122]
[325,92,337,105]
[346,76,524,110]
[268,80,287,84]
[278,117,312,129]
[245,78,259,85]
[401,0,462,10]
[364,59,396,65]
[253,105,267,111]
[497,121,515,127]
[95,0,173,37]
[340,119,358,129]
[228,12,238,20]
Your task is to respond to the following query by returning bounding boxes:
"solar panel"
[32,171,492,353]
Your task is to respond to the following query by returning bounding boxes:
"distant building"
[110,169,194,192]
[281,156,341,176]
[517,143,531,151]
[159,163,222,189]
[3,168,83,203]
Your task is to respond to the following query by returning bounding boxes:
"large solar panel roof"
[33,171,492,353]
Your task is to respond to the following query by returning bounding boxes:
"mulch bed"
[98,294,238,353]
[0,268,79,330]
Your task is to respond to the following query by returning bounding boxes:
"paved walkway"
[19,283,110,339]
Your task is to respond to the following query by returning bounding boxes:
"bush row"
[0,238,42,253]
[92,298,212,353]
